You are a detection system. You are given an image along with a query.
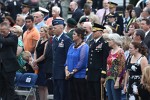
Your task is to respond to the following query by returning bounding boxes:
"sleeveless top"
[127,55,143,99]
[127,56,143,80]
[36,40,48,65]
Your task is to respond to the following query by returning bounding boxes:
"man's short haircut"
[135,29,145,41]
[70,1,78,6]
[25,15,34,21]
[142,18,150,25]
[17,14,25,20]
[84,3,91,9]
[34,11,44,18]
[83,22,92,28]
[0,22,10,28]
[144,7,150,15]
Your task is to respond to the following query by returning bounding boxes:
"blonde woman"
[138,66,150,100]
[33,26,49,100]
[11,25,23,55]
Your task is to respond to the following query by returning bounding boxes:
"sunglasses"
[49,27,53,30]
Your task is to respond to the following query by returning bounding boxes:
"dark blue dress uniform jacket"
[52,33,72,79]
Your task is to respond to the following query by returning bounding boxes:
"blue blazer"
[52,33,72,79]
[72,8,83,23]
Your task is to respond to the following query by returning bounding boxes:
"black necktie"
[101,9,106,25]
[0,43,2,48]
[125,18,128,24]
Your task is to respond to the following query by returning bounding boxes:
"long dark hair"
[74,27,85,40]
[131,42,148,57]
[4,16,15,27]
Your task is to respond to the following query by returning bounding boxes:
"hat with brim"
[107,13,116,18]
[39,7,49,13]
[92,23,106,32]
[22,0,32,8]
[109,1,118,8]
[22,3,31,8]
[52,19,65,26]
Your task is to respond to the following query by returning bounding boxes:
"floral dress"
[127,56,143,100]
[106,49,125,85]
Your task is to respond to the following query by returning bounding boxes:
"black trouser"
[68,77,87,100]
[0,64,16,100]
[87,81,101,100]
[46,73,53,94]
[53,79,68,100]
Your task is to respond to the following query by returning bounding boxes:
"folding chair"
[15,72,23,86]
[15,73,38,100]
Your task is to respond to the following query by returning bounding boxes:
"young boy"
[22,51,38,73]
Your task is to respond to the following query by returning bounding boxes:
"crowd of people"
[0,0,150,100]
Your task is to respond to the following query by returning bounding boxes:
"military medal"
[58,39,64,47]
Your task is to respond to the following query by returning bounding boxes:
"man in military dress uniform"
[87,23,110,100]
[52,19,72,100]
[105,1,123,35]
[65,18,77,40]
[106,13,121,35]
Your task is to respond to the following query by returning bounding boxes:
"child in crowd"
[138,66,150,100]
[22,51,38,74]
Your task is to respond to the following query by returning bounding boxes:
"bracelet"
[65,66,68,70]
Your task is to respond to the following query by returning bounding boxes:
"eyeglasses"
[49,27,53,30]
